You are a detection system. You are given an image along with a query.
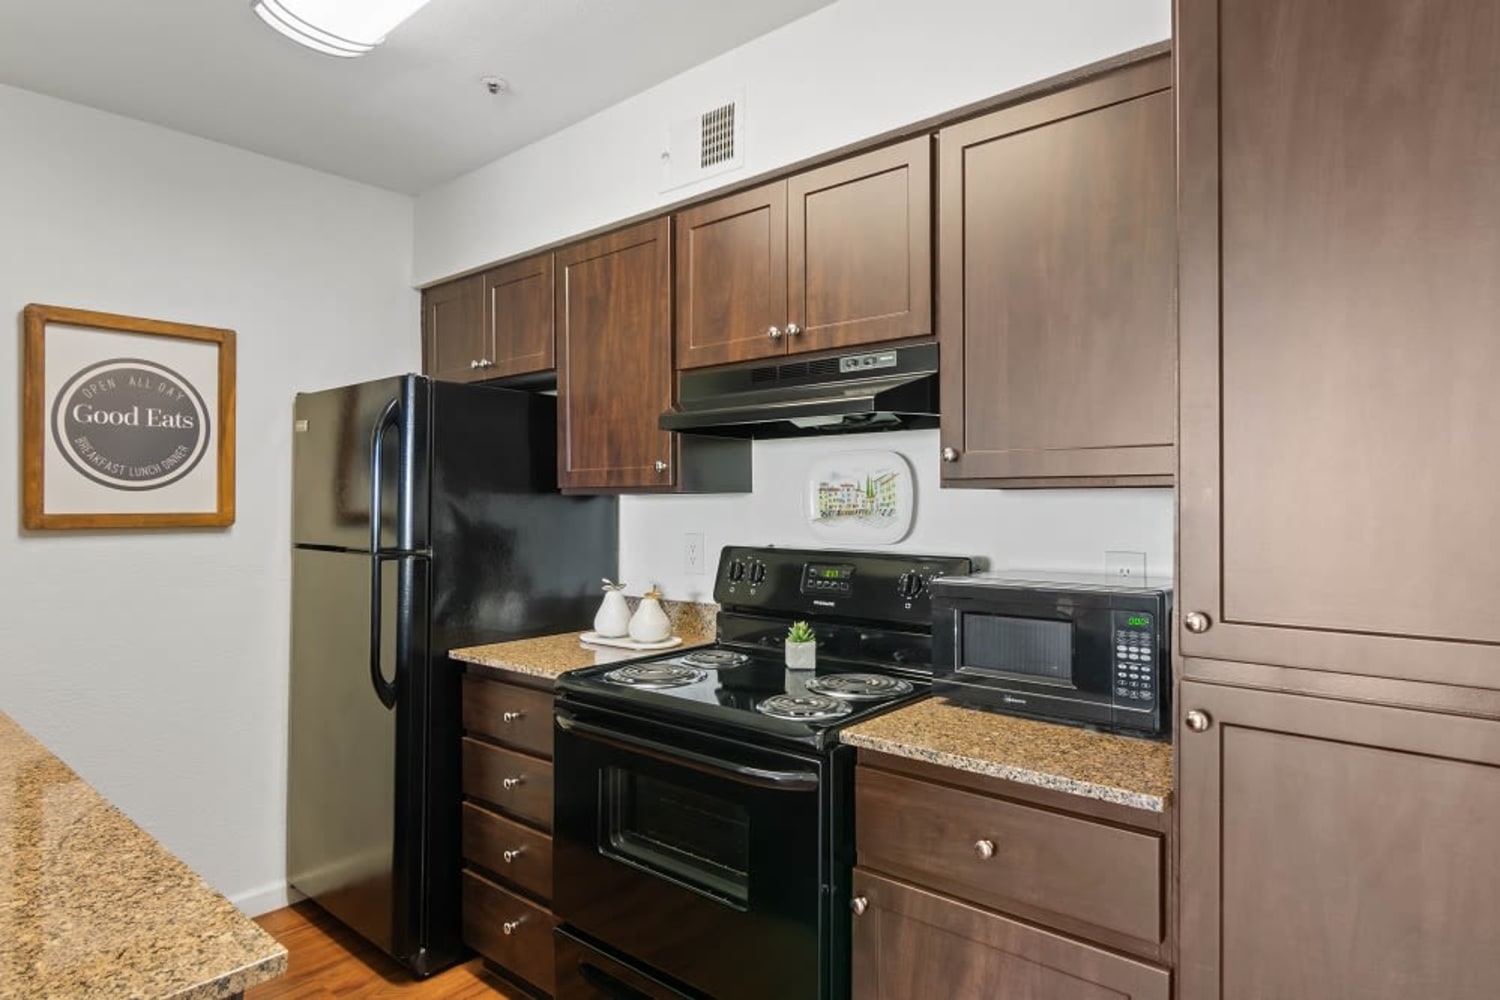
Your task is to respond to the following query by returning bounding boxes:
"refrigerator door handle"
[369,397,401,553]
[369,554,399,710]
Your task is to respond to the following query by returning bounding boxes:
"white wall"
[619,431,1174,601]
[414,0,1171,284]
[0,84,417,915]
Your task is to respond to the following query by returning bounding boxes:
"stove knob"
[728,560,746,582]
[749,562,767,585]
[896,571,924,600]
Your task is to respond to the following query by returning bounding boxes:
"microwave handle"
[555,711,819,791]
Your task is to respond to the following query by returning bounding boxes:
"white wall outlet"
[1105,550,1147,582]
[684,532,705,575]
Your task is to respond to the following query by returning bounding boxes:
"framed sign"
[22,304,236,529]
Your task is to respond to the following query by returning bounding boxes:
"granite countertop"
[841,698,1174,813]
[450,600,718,681]
[0,712,286,1000]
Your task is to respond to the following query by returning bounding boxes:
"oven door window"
[603,767,751,908]
[960,613,1075,687]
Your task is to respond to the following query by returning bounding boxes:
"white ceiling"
[0,0,834,194]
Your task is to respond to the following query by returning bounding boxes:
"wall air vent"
[662,90,745,191]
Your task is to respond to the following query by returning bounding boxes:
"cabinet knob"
[502,847,525,864]
[941,446,959,463]
[1184,611,1212,634]
[1185,710,1212,733]
[479,358,494,369]
[654,460,668,474]
[768,325,783,340]
[469,360,481,370]
[850,895,868,916]
[501,776,524,790]
[785,322,802,337]
[502,918,523,936]
[974,839,996,860]
[501,711,523,723]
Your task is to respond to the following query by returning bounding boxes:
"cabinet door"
[483,253,553,377]
[786,136,932,354]
[1178,680,1500,999]
[555,218,675,491]
[851,869,1169,1000]
[1178,0,1500,685]
[421,275,486,382]
[939,57,1175,486]
[675,181,788,370]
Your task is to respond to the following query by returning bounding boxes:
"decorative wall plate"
[806,450,914,544]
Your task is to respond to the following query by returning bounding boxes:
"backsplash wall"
[618,428,1174,601]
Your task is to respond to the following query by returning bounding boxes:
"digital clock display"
[1126,615,1151,627]
[806,564,852,581]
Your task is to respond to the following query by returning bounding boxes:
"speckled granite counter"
[0,712,286,999]
[841,698,1173,812]
[450,600,718,681]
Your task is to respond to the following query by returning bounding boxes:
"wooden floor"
[247,902,519,999]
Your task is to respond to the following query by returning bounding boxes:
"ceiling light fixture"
[251,0,433,58]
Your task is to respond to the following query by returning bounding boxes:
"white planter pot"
[785,640,817,671]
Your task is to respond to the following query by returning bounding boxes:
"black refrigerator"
[287,374,616,976]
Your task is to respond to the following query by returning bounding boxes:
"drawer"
[462,802,553,901]
[462,869,557,996]
[555,926,694,999]
[462,674,555,758]
[851,868,1170,1000]
[856,765,1162,943]
[462,737,553,831]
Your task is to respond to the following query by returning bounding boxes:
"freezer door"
[292,375,428,552]
[288,547,430,962]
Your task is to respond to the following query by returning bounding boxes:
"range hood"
[660,344,939,439]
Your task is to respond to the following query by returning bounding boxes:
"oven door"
[553,703,825,1000]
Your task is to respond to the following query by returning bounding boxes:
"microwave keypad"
[1113,627,1155,702]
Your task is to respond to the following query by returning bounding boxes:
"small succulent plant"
[786,620,816,644]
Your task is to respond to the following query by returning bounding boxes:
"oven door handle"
[555,711,820,791]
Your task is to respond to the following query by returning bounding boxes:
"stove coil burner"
[755,693,853,722]
[602,663,707,689]
[803,673,914,701]
[679,649,751,669]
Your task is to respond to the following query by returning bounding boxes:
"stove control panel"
[715,546,975,625]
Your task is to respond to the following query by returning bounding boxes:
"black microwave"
[931,573,1172,737]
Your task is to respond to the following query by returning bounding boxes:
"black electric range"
[552,546,973,1000]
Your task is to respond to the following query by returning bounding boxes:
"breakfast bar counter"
[0,711,286,999]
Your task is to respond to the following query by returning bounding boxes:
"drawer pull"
[974,839,996,860]
[502,776,525,790]
[501,711,524,723]
[502,847,525,864]
[850,895,869,916]
[502,918,524,936]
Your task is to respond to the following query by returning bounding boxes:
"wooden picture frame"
[22,304,236,529]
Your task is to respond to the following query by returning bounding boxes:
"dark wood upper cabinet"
[786,136,932,354]
[554,218,676,491]
[674,182,788,369]
[939,56,1175,487]
[673,138,932,371]
[421,274,486,382]
[1177,0,1500,687]
[1178,681,1500,999]
[482,253,554,378]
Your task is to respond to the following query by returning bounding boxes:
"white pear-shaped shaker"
[627,586,672,643]
[593,580,632,638]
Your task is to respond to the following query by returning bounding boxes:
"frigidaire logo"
[51,359,210,491]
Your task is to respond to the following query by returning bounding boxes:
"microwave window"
[961,614,1073,685]
[604,768,751,907]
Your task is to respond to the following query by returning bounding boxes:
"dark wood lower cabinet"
[851,870,1170,1000]
[1179,679,1500,999]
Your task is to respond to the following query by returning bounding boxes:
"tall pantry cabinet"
[1174,1,1500,996]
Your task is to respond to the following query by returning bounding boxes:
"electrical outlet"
[1105,550,1147,582]
[684,532,705,575]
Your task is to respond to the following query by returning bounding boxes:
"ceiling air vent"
[662,90,745,191]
